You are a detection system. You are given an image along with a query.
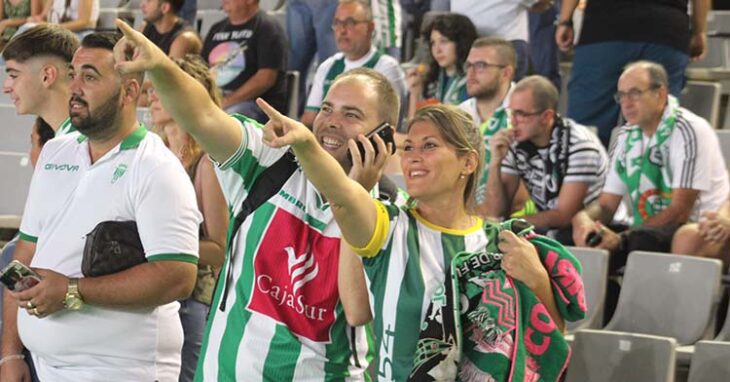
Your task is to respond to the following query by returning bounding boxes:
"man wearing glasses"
[200,0,287,123]
[571,61,728,272]
[483,75,607,242]
[458,37,517,207]
[300,0,405,128]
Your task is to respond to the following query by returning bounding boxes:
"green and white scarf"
[435,70,467,105]
[475,106,510,204]
[616,96,678,226]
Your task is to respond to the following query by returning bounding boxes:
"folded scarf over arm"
[409,219,586,382]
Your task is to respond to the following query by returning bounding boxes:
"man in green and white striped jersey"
[3,24,80,137]
[115,20,402,381]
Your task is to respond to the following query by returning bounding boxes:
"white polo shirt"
[18,126,202,382]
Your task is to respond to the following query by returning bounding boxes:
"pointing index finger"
[115,19,142,42]
[255,97,284,121]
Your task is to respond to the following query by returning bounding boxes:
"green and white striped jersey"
[196,115,371,381]
[371,0,402,50]
[358,203,488,381]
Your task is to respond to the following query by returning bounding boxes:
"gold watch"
[63,278,84,310]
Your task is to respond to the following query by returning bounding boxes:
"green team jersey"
[355,202,489,381]
[196,115,371,381]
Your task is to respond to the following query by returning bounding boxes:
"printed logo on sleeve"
[249,209,339,342]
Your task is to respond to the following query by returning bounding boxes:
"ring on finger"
[26,300,35,310]
[31,307,40,316]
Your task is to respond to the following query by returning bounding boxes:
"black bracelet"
[554,18,573,28]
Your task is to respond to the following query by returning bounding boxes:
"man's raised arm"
[114,19,242,163]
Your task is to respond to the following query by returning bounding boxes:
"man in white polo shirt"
[300,0,406,127]
[3,24,80,136]
[0,32,201,381]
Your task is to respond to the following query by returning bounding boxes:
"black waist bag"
[82,221,146,277]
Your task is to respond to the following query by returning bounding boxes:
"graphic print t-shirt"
[201,11,288,112]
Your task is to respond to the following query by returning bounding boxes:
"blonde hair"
[407,104,484,208]
[160,54,221,172]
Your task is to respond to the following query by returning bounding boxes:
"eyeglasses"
[511,109,545,120]
[463,61,506,73]
[331,18,370,31]
[613,84,661,103]
[146,87,156,97]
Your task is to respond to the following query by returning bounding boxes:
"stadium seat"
[0,152,33,216]
[686,36,730,81]
[680,81,722,129]
[565,329,677,382]
[285,70,300,119]
[676,294,730,364]
[707,10,730,36]
[197,9,226,40]
[717,129,730,169]
[687,341,730,382]
[565,246,609,332]
[603,251,722,346]
[0,105,37,153]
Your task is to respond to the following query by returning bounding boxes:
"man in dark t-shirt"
[201,0,288,123]
[555,0,708,148]
[140,0,201,58]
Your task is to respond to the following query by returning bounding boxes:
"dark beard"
[474,84,499,101]
[71,89,122,140]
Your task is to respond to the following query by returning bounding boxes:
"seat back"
[0,152,34,216]
[687,341,730,382]
[688,36,730,69]
[566,329,677,382]
[707,11,730,36]
[716,129,730,171]
[0,105,37,153]
[605,251,722,345]
[285,70,300,119]
[679,81,722,129]
[197,9,226,40]
[566,246,609,332]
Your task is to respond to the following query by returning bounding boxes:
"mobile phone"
[347,122,396,164]
[586,231,603,247]
[0,260,41,292]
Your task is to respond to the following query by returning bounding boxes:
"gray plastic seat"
[0,152,33,217]
[285,70,300,119]
[716,129,730,170]
[604,251,722,346]
[687,341,730,382]
[566,246,609,332]
[679,81,722,129]
[566,329,677,382]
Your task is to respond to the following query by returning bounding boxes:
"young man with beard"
[458,37,517,208]
[140,0,201,58]
[486,75,608,239]
[115,19,399,380]
[3,25,79,136]
[0,32,201,381]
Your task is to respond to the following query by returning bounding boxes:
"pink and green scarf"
[409,219,586,381]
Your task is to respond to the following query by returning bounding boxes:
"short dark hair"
[35,117,55,146]
[81,32,144,84]
[421,13,477,84]
[162,0,184,14]
[2,24,79,63]
[81,32,122,51]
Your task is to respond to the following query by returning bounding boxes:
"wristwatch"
[555,18,573,28]
[63,278,84,310]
